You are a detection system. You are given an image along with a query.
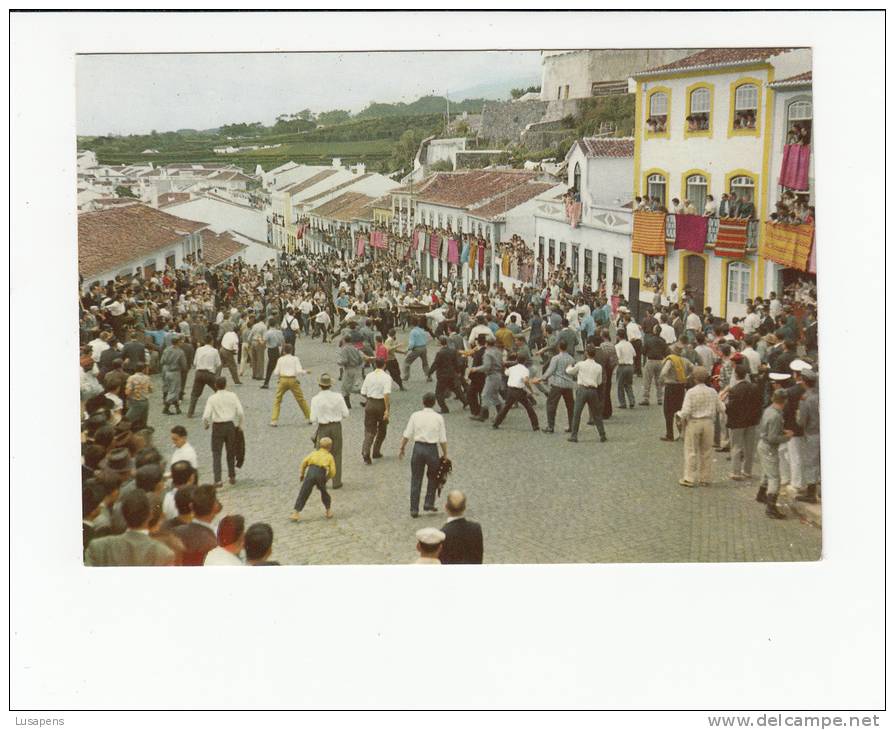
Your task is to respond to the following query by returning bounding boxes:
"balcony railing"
[664,215,759,251]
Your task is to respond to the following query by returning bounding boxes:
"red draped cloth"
[447,237,459,264]
[356,236,366,257]
[429,233,441,258]
[779,144,811,191]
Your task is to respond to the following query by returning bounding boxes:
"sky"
[76,51,543,136]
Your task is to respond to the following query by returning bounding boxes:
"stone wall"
[481,98,581,144]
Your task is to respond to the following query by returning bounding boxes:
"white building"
[533,137,635,293]
[78,204,206,288]
[161,192,268,243]
[77,150,98,172]
[632,47,812,319]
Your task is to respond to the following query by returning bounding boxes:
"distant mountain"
[355,95,488,119]
[450,76,542,103]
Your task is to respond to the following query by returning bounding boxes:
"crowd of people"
[78,232,820,565]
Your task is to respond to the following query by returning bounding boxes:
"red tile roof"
[309,191,377,222]
[577,137,635,158]
[416,170,539,208]
[389,174,441,196]
[279,168,339,195]
[302,173,372,204]
[199,230,249,266]
[769,71,812,87]
[158,192,191,208]
[468,182,557,220]
[636,47,793,76]
[78,204,206,278]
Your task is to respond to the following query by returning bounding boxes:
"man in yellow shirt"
[290,437,336,522]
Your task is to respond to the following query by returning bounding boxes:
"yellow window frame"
[728,77,763,138]
[684,82,714,139]
[645,86,671,140]
[643,167,670,209]
[680,169,712,213]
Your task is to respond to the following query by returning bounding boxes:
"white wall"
[425,138,467,168]
[163,196,267,241]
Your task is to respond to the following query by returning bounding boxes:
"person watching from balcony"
[683,199,697,215]
[671,198,684,215]
[727,193,741,219]
[703,195,716,217]
[718,193,732,218]
[737,194,755,220]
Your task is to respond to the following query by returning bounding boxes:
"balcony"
[664,215,759,252]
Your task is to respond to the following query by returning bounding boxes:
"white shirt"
[309,389,350,424]
[686,312,702,331]
[314,311,331,325]
[202,390,245,428]
[659,324,677,345]
[742,347,761,375]
[220,330,239,352]
[743,312,761,335]
[170,442,198,469]
[299,300,313,314]
[626,322,643,341]
[566,358,603,388]
[204,546,244,566]
[769,298,783,319]
[615,340,636,365]
[505,363,530,389]
[467,324,493,348]
[281,314,300,331]
[403,408,447,444]
[273,354,306,378]
[669,289,680,305]
[361,369,392,399]
[89,338,110,362]
[194,344,222,372]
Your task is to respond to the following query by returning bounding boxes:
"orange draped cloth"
[761,223,815,271]
[631,211,667,256]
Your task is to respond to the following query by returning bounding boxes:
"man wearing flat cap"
[795,368,820,504]
[309,373,349,489]
[413,527,445,565]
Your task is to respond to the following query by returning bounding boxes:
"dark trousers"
[435,375,466,411]
[294,465,332,511]
[546,386,574,430]
[570,386,606,438]
[663,383,686,439]
[362,398,388,458]
[410,442,440,513]
[125,399,149,430]
[616,364,635,407]
[631,340,643,376]
[262,347,280,385]
[385,359,404,389]
[602,365,614,419]
[493,387,539,429]
[315,421,344,488]
[187,370,216,417]
[467,373,484,416]
[211,421,236,483]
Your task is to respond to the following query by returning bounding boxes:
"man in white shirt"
[491,354,540,431]
[202,376,245,487]
[566,346,607,443]
[741,335,762,375]
[269,343,311,427]
[219,329,242,385]
[169,425,198,469]
[360,358,392,464]
[88,330,112,362]
[467,316,493,349]
[742,306,761,336]
[313,308,332,343]
[309,373,350,489]
[614,330,637,409]
[187,336,222,418]
[399,392,448,518]
[658,315,677,345]
[625,317,644,377]
[685,310,702,339]
[204,515,245,566]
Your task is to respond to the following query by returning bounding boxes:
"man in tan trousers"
[269,344,311,426]
[676,366,723,487]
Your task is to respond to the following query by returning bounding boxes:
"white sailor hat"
[790,358,811,372]
[769,372,791,382]
[618,306,629,313]
[415,527,446,546]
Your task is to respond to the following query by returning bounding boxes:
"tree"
[429,159,454,172]
[115,185,137,199]
[316,109,352,126]
[297,109,313,121]
[510,88,525,100]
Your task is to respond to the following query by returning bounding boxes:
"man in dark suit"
[427,337,467,414]
[85,490,175,567]
[173,484,219,566]
[439,490,483,565]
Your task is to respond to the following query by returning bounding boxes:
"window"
[583,249,593,286]
[647,173,667,208]
[647,91,668,134]
[166,253,176,269]
[729,175,755,203]
[564,85,570,99]
[571,244,579,275]
[538,236,545,261]
[447,215,454,229]
[573,163,581,193]
[733,83,759,130]
[598,253,607,283]
[786,99,813,144]
[686,174,709,214]
[437,213,443,228]
[687,87,711,132]
[727,262,751,305]
[613,256,623,286]
[557,86,562,100]
[559,241,567,264]
[643,256,665,290]
[548,238,555,262]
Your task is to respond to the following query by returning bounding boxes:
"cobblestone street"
[144,334,821,565]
